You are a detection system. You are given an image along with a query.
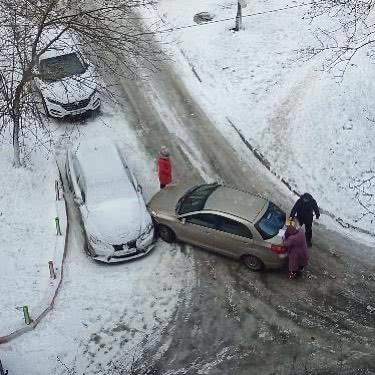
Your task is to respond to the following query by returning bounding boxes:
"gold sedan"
[148,183,287,271]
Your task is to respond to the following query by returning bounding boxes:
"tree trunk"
[12,79,25,168]
[12,113,21,167]
[234,1,242,31]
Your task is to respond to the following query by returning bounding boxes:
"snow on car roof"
[40,46,77,61]
[76,138,135,197]
[39,30,78,60]
[204,186,267,223]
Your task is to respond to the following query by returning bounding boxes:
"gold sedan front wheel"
[158,225,176,243]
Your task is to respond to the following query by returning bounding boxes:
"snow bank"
[0,145,64,336]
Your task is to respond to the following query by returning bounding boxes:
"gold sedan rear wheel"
[242,254,264,271]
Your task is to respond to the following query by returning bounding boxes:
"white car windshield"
[39,53,86,81]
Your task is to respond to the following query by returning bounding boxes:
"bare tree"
[301,1,375,225]
[0,0,164,167]
[303,0,375,76]
[349,170,375,223]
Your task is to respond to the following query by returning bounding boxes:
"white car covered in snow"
[34,34,100,118]
[65,138,155,263]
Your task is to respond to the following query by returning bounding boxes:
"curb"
[0,160,69,344]
[226,117,375,239]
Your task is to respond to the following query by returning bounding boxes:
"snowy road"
[105,36,375,373]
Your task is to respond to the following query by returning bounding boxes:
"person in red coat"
[158,146,172,189]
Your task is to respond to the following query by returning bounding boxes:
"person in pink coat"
[283,219,309,279]
[158,146,172,189]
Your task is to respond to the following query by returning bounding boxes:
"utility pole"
[233,0,248,31]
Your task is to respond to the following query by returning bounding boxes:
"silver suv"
[148,183,287,270]
[34,33,100,118]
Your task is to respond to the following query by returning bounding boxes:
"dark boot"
[296,266,305,277]
[304,220,313,247]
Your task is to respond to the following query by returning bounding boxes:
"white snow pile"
[146,0,375,235]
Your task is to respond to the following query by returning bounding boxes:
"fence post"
[23,305,32,325]
[0,359,8,375]
[55,217,61,236]
[48,260,56,279]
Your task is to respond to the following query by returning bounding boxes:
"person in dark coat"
[290,193,320,247]
[283,219,309,279]
[158,146,172,189]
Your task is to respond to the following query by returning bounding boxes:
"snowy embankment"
[0,145,64,337]
[146,0,375,237]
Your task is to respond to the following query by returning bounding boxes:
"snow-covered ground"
[0,145,56,335]
[147,0,375,235]
[2,238,193,374]
[2,0,375,372]
[0,103,195,374]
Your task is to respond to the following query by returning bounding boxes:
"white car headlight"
[136,223,154,250]
[88,234,112,252]
[89,88,98,99]
[46,97,62,105]
[88,234,101,245]
[139,223,153,241]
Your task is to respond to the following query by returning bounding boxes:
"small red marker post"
[48,261,56,279]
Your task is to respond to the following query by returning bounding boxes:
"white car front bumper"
[93,243,156,264]
[46,92,101,118]
[88,228,156,264]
